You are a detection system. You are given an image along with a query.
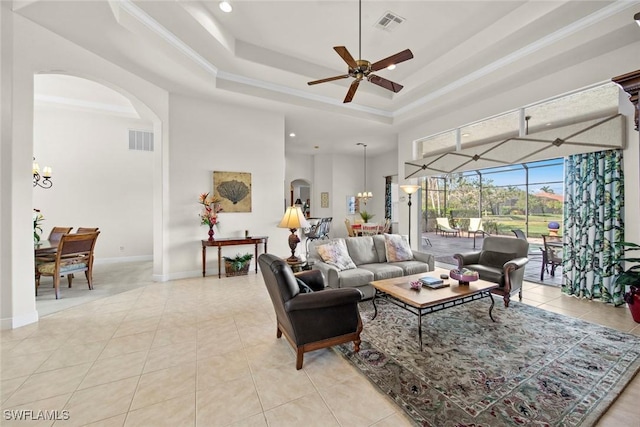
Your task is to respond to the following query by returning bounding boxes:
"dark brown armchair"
[453,236,529,307]
[258,253,363,370]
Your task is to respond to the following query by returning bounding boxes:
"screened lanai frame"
[409,82,624,244]
[422,158,564,239]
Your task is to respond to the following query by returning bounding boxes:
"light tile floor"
[1,262,638,426]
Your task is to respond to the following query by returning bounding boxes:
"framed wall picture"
[320,192,329,208]
[347,196,356,215]
[213,171,252,212]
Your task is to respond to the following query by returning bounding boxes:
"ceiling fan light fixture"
[386,64,396,70]
[635,11,640,26]
[219,1,232,13]
[306,0,413,103]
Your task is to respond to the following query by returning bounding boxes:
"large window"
[422,158,564,239]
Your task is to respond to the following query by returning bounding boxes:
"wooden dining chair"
[345,218,356,237]
[75,227,99,233]
[37,227,73,257]
[35,231,100,299]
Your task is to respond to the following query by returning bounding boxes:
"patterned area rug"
[337,299,640,426]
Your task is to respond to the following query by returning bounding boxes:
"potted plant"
[33,209,44,244]
[223,253,253,277]
[360,210,375,223]
[615,241,640,323]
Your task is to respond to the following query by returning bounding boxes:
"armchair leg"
[503,294,510,308]
[276,326,282,338]
[296,348,304,370]
[519,288,523,301]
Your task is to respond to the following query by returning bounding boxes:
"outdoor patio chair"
[436,218,459,237]
[468,218,487,248]
[541,235,563,280]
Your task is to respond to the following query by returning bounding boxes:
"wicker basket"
[225,261,250,277]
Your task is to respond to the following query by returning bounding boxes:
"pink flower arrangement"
[198,192,223,227]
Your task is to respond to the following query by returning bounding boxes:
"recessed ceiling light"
[219,1,232,13]
[462,133,470,137]
[386,64,396,70]
[289,132,296,137]
[314,146,319,149]
[546,122,552,126]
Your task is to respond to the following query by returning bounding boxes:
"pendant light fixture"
[357,143,372,204]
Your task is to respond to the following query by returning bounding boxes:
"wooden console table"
[201,236,268,278]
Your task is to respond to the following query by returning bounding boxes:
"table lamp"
[278,206,310,262]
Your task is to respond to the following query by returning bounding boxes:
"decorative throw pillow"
[296,278,314,294]
[316,240,357,271]
[384,234,413,262]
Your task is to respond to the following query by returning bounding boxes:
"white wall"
[167,94,287,278]
[33,105,154,260]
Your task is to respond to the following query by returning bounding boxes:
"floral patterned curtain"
[385,176,392,220]
[562,149,625,305]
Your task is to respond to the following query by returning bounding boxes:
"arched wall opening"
[33,74,158,266]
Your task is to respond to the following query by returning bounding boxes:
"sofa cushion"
[390,260,430,276]
[478,251,517,269]
[384,234,413,262]
[358,263,404,280]
[316,240,356,271]
[345,236,378,265]
[336,268,375,288]
[372,235,388,263]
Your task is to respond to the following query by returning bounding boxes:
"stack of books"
[419,276,449,289]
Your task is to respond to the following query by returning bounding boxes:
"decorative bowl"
[450,269,479,285]
[409,280,422,290]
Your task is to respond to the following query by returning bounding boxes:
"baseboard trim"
[1,310,39,330]
[95,255,153,265]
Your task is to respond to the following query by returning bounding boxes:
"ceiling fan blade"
[334,46,358,69]
[368,75,404,93]
[370,49,414,72]
[308,74,350,85]
[343,80,360,103]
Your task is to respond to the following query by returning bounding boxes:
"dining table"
[34,240,56,256]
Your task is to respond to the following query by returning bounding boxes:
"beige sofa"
[307,235,435,299]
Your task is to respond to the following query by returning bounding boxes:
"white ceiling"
[16,0,640,156]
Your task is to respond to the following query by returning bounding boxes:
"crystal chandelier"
[357,143,372,204]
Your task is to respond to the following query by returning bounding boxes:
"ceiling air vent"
[374,11,405,32]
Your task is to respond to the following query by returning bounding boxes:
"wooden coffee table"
[369,268,498,350]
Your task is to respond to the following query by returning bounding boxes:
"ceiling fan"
[307,0,413,103]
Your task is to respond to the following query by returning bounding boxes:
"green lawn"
[455,214,563,237]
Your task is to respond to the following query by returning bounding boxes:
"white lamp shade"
[400,184,420,195]
[278,206,310,229]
